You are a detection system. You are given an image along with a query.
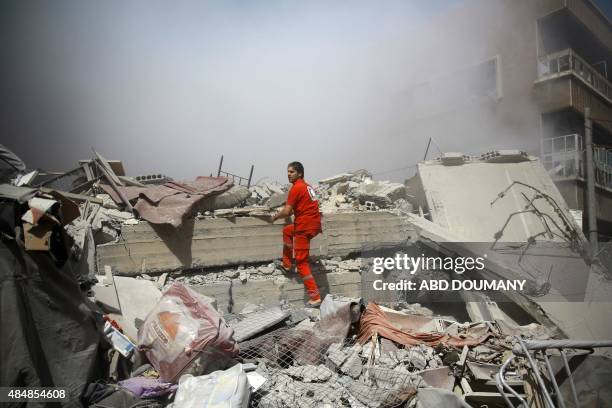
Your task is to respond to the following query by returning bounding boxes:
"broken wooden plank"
[93,150,124,187]
[92,159,133,212]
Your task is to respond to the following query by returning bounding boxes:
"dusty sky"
[1,0,610,184]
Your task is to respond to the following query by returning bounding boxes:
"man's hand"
[269,204,293,224]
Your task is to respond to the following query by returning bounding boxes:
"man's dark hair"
[288,161,304,178]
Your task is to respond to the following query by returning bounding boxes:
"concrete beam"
[97,211,415,276]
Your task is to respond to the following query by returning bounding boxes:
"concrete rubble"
[317,169,410,213]
[2,148,612,407]
[248,181,288,208]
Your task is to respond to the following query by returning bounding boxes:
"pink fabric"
[357,303,492,347]
[101,177,232,227]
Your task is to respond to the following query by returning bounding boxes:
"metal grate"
[239,326,425,407]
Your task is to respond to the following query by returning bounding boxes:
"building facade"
[536,0,612,240]
[403,0,612,240]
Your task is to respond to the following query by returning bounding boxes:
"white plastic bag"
[171,364,251,408]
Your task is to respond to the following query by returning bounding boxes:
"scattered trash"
[104,320,136,357]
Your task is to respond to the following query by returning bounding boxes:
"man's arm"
[271,204,293,223]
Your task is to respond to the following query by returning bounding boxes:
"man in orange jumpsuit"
[270,161,322,306]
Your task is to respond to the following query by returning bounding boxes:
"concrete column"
[584,107,598,254]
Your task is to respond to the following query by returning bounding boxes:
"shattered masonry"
[1,148,612,407]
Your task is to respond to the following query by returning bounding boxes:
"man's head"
[287,161,304,183]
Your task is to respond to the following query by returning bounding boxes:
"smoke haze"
[1,0,610,183]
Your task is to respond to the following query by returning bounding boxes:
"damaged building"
[3,0,612,405]
[2,142,612,407]
[397,0,612,240]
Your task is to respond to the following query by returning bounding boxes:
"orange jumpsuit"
[282,178,322,301]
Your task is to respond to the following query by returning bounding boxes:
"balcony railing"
[541,133,612,190]
[595,145,612,188]
[537,48,612,104]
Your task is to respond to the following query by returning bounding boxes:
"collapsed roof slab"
[416,154,584,242]
[410,239,612,342]
[408,214,564,337]
[97,211,416,276]
[412,152,612,342]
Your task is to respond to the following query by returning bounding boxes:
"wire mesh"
[239,326,430,408]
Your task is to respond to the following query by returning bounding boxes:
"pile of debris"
[3,145,612,407]
[242,169,411,214]
[88,268,567,408]
[316,169,411,213]
[243,168,412,213]
[247,181,288,208]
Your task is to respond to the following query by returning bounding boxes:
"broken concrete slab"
[407,214,565,331]
[407,154,612,342]
[262,181,285,196]
[189,278,286,313]
[266,192,288,209]
[251,185,270,200]
[350,181,407,208]
[324,211,413,254]
[340,353,363,378]
[113,276,162,340]
[91,282,121,314]
[416,154,582,242]
[410,213,612,342]
[188,269,362,313]
[97,211,415,275]
[230,279,284,313]
[190,281,232,312]
[319,172,355,186]
[247,182,287,206]
[98,217,288,275]
[319,170,371,187]
[326,343,348,369]
[285,365,332,383]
